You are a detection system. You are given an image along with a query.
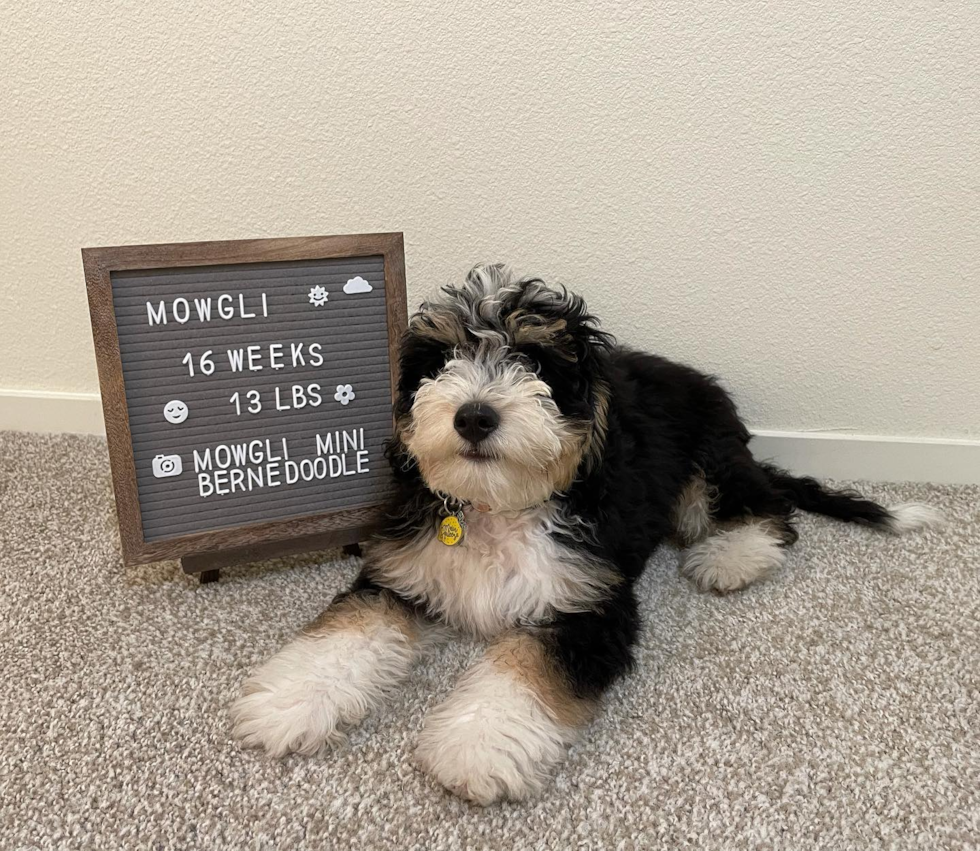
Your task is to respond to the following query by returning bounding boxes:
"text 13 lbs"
[229,383,324,415]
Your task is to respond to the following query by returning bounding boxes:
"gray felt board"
[110,256,393,542]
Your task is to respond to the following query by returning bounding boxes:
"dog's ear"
[393,329,446,418]
[396,297,472,412]
[386,328,447,482]
[509,281,613,363]
[506,281,613,471]
[555,287,614,367]
[508,282,613,404]
[555,291,613,470]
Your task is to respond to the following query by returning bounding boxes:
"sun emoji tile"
[308,285,329,307]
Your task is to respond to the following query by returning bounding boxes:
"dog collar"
[435,492,545,517]
[434,491,550,547]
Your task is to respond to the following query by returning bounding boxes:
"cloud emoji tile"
[343,276,373,295]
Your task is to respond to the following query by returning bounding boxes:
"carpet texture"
[1,430,977,850]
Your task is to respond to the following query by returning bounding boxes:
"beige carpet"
[1,430,977,850]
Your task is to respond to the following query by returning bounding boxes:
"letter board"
[83,233,407,566]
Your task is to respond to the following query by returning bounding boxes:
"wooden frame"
[82,233,407,570]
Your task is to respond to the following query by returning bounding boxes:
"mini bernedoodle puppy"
[231,265,943,804]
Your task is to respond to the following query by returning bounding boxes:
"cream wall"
[2,1,978,438]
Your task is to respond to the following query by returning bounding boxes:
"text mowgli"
[193,429,369,498]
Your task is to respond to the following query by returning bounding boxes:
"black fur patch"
[367,269,899,700]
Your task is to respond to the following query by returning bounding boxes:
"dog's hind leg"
[673,458,798,593]
[680,515,797,593]
[230,580,440,757]
[670,470,717,547]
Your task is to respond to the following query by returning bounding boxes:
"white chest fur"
[370,505,613,637]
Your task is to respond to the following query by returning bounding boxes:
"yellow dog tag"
[438,512,465,546]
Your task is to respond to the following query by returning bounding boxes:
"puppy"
[230,265,942,804]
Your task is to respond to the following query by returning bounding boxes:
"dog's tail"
[760,463,945,534]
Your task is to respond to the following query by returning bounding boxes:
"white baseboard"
[0,389,105,435]
[2,390,978,484]
[751,430,980,485]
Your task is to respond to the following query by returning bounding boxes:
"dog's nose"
[453,402,500,444]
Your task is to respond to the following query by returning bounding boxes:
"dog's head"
[391,265,613,512]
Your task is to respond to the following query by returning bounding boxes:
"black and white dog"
[231,266,942,804]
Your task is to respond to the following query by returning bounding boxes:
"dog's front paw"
[230,630,412,757]
[414,661,575,805]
